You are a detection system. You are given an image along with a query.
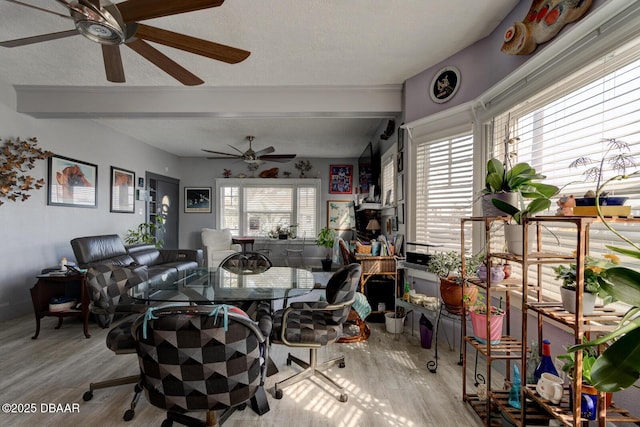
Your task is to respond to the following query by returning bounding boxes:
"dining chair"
[131,304,267,427]
[218,251,273,274]
[283,234,305,268]
[81,263,149,422]
[271,263,362,402]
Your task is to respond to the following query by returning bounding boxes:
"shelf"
[491,389,552,427]
[463,393,502,427]
[464,336,522,360]
[523,386,640,425]
[525,302,628,332]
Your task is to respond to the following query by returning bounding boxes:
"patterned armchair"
[218,251,272,274]
[131,305,267,426]
[271,263,362,402]
[82,264,148,422]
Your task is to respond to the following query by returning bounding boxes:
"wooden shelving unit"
[461,216,640,427]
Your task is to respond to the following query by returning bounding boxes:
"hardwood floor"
[0,314,485,427]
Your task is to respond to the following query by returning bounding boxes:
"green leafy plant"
[482,158,551,195]
[467,294,505,315]
[315,227,336,259]
[426,251,483,285]
[552,254,620,303]
[490,178,559,224]
[558,343,598,385]
[124,217,165,248]
[0,136,52,206]
[568,170,640,392]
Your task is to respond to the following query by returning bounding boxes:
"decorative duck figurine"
[501,0,593,55]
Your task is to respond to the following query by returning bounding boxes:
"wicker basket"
[356,244,372,254]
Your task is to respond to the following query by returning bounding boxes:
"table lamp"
[366,218,381,238]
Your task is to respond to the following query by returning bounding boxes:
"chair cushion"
[272,309,342,345]
[325,267,351,304]
[106,317,137,353]
[86,264,144,328]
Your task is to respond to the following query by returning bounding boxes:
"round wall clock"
[429,66,461,104]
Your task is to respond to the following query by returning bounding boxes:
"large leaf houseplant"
[568,171,640,392]
[315,227,336,271]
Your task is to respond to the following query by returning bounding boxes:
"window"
[415,133,474,252]
[381,146,395,205]
[489,37,640,299]
[216,179,320,238]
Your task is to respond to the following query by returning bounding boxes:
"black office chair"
[131,304,267,427]
[218,251,272,274]
[271,263,362,402]
[81,263,148,422]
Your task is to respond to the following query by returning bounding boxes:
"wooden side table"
[30,272,90,339]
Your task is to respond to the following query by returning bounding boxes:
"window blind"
[490,37,640,300]
[415,133,474,252]
[381,147,395,205]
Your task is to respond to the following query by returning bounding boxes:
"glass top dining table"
[128,266,317,305]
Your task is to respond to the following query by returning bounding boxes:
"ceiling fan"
[202,136,297,164]
[0,0,250,86]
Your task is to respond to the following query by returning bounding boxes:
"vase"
[469,308,505,344]
[439,277,478,315]
[560,287,597,315]
[569,383,613,421]
[481,192,518,217]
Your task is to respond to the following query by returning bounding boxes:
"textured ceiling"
[0,0,518,158]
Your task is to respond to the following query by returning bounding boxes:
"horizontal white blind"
[491,38,640,301]
[297,186,317,238]
[415,133,474,252]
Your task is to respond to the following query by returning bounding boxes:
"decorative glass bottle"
[526,340,540,385]
[533,339,559,384]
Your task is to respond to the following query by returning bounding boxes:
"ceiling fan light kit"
[1,0,250,85]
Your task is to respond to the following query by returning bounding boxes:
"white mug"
[536,372,564,404]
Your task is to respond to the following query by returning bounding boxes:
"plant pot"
[320,258,333,271]
[385,312,405,334]
[481,192,518,217]
[469,308,505,344]
[560,287,597,315]
[575,196,628,206]
[439,277,478,315]
[569,383,613,421]
[504,223,534,256]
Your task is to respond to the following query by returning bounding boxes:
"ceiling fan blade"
[134,24,250,64]
[126,39,204,86]
[102,45,125,83]
[259,155,297,163]
[254,146,275,157]
[117,0,224,23]
[5,0,72,19]
[227,144,246,155]
[202,149,241,157]
[206,156,243,160]
[0,29,78,47]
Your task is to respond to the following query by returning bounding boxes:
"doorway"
[146,172,180,249]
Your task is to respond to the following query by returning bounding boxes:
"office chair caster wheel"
[161,420,173,427]
[339,394,348,402]
[275,389,283,400]
[123,409,134,421]
[82,391,93,401]
[339,361,346,368]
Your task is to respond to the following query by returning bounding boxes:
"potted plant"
[568,171,640,393]
[124,216,165,248]
[315,227,336,271]
[559,345,613,419]
[569,137,637,206]
[467,295,505,345]
[552,254,618,315]
[426,251,483,314]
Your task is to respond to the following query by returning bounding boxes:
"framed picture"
[329,164,353,194]
[430,66,461,104]
[110,166,135,213]
[398,203,405,224]
[397,174,404,201]
[185,187,212,213]
[397,125,405,152]
[138,177,144,188]
[47,154,97,208]
[397,152,404,173]
[327,200,356,230]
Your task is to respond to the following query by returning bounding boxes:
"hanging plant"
[0,136,52,206]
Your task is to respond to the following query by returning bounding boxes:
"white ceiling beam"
[14,84,402,118]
